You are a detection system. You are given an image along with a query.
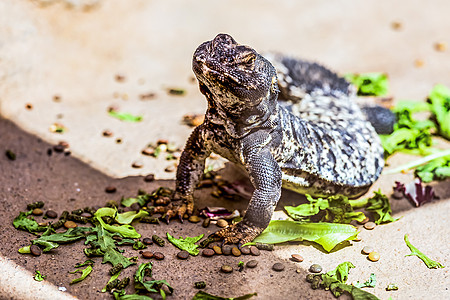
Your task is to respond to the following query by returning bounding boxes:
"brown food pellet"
[272,263,285,272]
[53,144,65,153]
[105,186,117,193]
[362,246,374,255]
[364,222,377,230]
[80,212,92,218]
[153,252,165,260]
[142,251,153,259]
[30,244,42,256]
[368,251,380,262]
[188,215,201,223]
[25,103,33,110]
[32,208,43,216]
[141,148,154,156]
[144,174,155,182]
[45,210,58,219]
[231,247,241,257]
[213,245,222,255]
[357,217,369,225]
[116,138,122,144]
[246,260,258,268]
[130,203,141,211]
[222,245,232,256]
[391,21,403,31]
[177,250,190,260]
[434,42,447,52]
[202,218,210,228]
[240,246,250,255]
[103,130,113,137]
[64,220,77,229]
[216,219,228,228]
[115,74,126,82]
[164,165,176,173]
[250,246,260,256]
[132,161,143,168]
[220,265,233,273]
[291,254,304,262]
[202,249,215,257]
[142,238,153,245]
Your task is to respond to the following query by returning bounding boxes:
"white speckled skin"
[175,34,384,244]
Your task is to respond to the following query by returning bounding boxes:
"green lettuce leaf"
[121,194,149,207]
[116,210,149,225]
[429,84,450,140]
[109,110,143,122]
[364,191,398,225]
[134,262,173,298]
[95,208,141,238]
[102,270,121,293]
[354,273,376,288]
[415,154,450,182]
[34,270,46,282]
[13,211,47,234]
[404,234,444,269]
[32,227,93,252]
[192,291,257,300]
[246,220,358,252]
[70,265,93,284]
[345,72,389,96]
[113,292,154,300]
[166,233,204,256]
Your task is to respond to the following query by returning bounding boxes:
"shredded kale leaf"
[134,262,173,299]
[192,291,257,300]
[404,234,444,269]
[429,84,450,140]
[246,220,358,252]
[109,110,143,122]
[345,73,389,96]
[34,270,46,282]
[69,265,93,284]
[354,273,376,288]
[32,226,92,252]
[308,262,380,300]
[166,233,204,256]
[13,211,47,234]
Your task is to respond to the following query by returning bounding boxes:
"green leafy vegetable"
[95,208,141,238]
[116,210,149,225]
[166,233,204,255]
[386,283,399,291]
[192,291,257,300]
[134,263,173,299]
[109,110,143,122]
[34,270,46,282]
[70,265,93,284]
[404,234,444,269]
[32,226,92,252]
[363,191,398,225]
[133,240,147,250]
[428,84,450,139]
[384,149,450,175]
[308,262,380,300]
[415,154,450,182]
[285,194,366,224]
[345,72,389,96]
[102,270,121,293]
[113,292,154,300]
[13,211,47,234]
[354,273,376,288]
[121,194,149,207]
[18,245,31,254]
[75,260,95,268]
[246,220,358,252]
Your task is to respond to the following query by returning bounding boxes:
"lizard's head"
[193,34,278,115]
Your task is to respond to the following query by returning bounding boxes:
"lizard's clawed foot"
[214,221,264,247]
[163,194,194,224]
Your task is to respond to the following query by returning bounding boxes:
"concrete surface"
[0,0,449,299]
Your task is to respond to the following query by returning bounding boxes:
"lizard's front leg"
[215,137,282,245]
[171,125,210,222]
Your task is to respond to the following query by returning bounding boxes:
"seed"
[353,235,362,242]
[64,221,77,228]
[364,222,377,230]
[368,251,380,262]
[177,250,190,260]
[45,210,57,219]
[130,202,141,211]
[246,260,258,268]
[38,222,48,226]
[362,246,374,255]
[309,264,322,273]
[222,245,232,256]
[142,238,153,245]
[164,165,176,172]
[255,243,274,251]
[132,161,143,168]
[144,174,155,182]
[250,246,260,256]
[115,74,126,82]
[80,212,92,218]
[202,249,215,257]
[213,245,222,255]
[216,219,228,228]
[221,265,233,273]
[291,254,304,262]
[391,21,403,31]
[105,186,117,193]
[152,235,165,247]
[32,208,43,216]
[434,42,447,52]
[30,244,42,256]
[188,215,201,223]
[231,247,241,257]
[194,281,206,289]
[357,217,369,225]
[25,103,33,110]
[154,252,165,260]
[142,251,153,259]
[272,263,285,272]
[202,218,210,228]
[102,130,113,137]
[116,138,122,144]
[240,246,250,255]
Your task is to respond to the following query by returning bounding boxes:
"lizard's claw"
[214,221,263,247]
[163,194,195,224]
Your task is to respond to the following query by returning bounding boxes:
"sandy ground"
[0,0,449,299]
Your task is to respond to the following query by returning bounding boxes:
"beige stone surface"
[0,0,449,299]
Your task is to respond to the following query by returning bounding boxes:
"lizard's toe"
[214,222,263,245]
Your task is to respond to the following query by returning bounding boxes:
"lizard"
[174,33,393,245]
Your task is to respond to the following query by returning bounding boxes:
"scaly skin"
[175,34,385,245]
